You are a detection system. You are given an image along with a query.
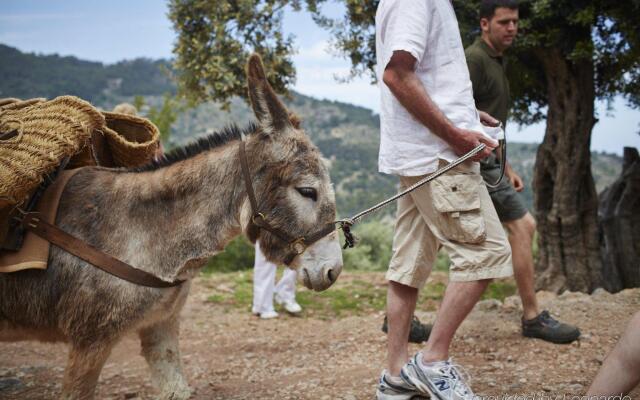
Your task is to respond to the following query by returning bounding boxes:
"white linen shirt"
[376,0,495,176]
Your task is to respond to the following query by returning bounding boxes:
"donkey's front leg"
[61,342,114,400]
[139,317,191,400]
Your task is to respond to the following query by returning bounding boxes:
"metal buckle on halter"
[290,237,306,255]
[251,212,266,225]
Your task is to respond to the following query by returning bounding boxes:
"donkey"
[0,55,343,399]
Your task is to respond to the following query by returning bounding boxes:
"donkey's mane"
[132,122,258,172]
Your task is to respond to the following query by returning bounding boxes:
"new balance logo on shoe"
[435,379,450,391]
[400,353,476,400]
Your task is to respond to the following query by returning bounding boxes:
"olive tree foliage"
[168,0,379,106]
[169,0,297,107]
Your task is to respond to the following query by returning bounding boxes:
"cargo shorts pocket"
[430,173,487,244]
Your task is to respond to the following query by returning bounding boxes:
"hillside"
[0,44,174,103]
[0,44,623,218]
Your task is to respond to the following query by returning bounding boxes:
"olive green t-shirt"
[465,37,510,127]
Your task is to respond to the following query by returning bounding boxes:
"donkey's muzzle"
[301,261,342,292]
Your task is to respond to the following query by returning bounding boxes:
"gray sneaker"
[401,353,475,400]
[376,370,429,400]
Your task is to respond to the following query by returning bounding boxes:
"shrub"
[203,236,255,273]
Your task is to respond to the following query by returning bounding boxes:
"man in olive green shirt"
[465,0,580,343]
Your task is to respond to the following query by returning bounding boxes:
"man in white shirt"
[374,1,513,399]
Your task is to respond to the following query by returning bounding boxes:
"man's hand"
[506,164,524,192]
[478,110,500,127]
[447,128,498,162]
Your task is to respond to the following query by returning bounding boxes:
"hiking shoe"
[522,310,580,344]
[401,353,475,400]
[376,370,429,400]
[382,315,432,344]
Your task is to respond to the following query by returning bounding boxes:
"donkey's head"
[242,54,343,291]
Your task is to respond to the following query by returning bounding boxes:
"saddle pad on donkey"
[0,168,82,272]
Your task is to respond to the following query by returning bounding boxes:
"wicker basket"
[0,96,104,209]
[99,112,159,168]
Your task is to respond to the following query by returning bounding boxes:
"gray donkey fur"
[0,55,343,399]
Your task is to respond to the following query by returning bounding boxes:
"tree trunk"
[533,48,602,293]
[599,147,640,292]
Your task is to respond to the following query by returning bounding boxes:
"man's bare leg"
[421,279,491,362]
[503,212,538,320]
[587,311,640,396]
[386,281,419,376]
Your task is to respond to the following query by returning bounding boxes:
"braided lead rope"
[337,143,486,248]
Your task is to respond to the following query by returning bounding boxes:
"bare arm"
[382,51,496,161]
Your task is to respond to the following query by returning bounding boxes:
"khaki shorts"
[386,160,513,288]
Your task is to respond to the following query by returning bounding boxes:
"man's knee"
[479,278,493,288]
[506,212,536,240]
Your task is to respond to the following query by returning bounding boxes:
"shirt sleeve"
[380,0,430,69]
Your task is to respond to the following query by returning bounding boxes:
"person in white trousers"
[252,240,302,319]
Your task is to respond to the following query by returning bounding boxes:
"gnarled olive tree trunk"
[599,147,640,292]
[532,48,602,293]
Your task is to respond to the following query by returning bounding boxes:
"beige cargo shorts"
[386,160,513,288]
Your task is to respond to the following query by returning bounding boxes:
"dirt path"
[1,273,638,399]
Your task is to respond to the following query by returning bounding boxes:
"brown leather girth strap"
[22,213,183,288]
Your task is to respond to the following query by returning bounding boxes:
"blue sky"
[1,0,638,155]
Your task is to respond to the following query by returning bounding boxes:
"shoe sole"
[522,332,580,344]
[400,369,437,400]
[375,389,430,400]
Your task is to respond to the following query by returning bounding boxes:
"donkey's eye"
[296,187,317,201]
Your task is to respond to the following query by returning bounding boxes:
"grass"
[202,269,517,319]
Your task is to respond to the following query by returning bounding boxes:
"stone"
[564,383,584,393]
[475,299,502,311]
[502,295,522,311]
[591,288,614,301]
[558,291,590,302]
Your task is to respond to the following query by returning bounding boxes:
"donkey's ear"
[246,54,292,134]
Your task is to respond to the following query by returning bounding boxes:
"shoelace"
[538,311,560,327]
[439,360,473,397]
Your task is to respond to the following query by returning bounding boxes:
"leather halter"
[238,138,336,265]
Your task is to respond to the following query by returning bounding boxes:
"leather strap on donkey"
[19,212,183,288]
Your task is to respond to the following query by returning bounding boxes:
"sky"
[1,0,638,155]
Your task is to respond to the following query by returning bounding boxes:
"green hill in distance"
[0,44,622,218]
